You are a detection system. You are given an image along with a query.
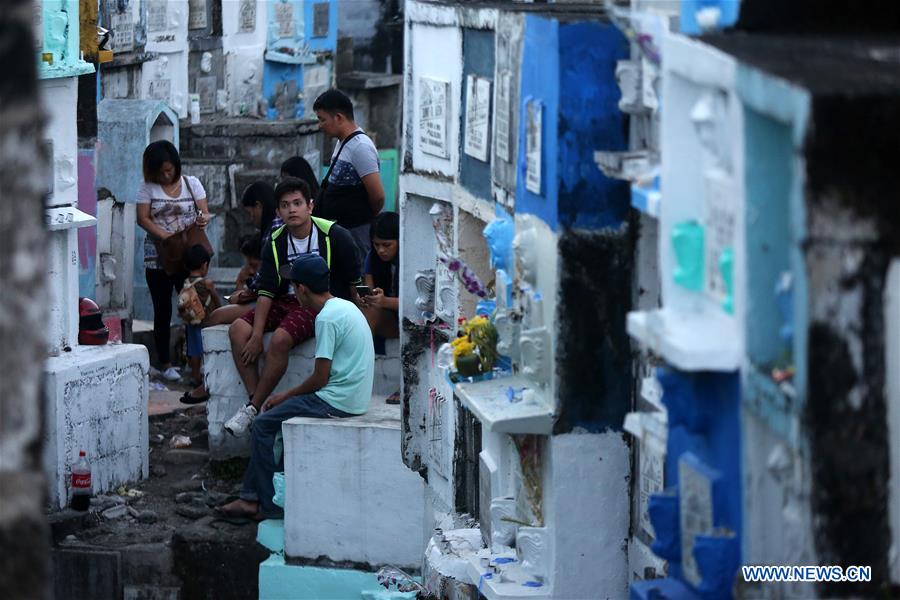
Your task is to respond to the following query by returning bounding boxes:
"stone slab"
[123,585,181,600]
[52,548,121,600]
[282,403,425,569]
[149,390,185,417]
[163,449,209,465]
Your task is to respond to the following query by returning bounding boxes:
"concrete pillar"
[0,2,51,598]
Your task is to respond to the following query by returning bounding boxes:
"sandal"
[386,391,401,405]
[214,504,265,523]
[179,390,210,405]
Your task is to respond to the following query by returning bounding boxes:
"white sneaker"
[160,367,181,382]
[224,404,258,436]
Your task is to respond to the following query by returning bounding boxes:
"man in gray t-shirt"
[313,89,385,262]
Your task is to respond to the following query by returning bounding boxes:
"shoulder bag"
[156,176,214,276]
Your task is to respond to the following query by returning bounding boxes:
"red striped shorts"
[239,296,318,346]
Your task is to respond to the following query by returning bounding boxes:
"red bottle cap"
[79,451,86,457]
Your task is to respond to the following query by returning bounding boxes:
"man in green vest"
[225,177,362,436]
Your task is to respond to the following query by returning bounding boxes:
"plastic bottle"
[70,450,92,511]
[189,93,201,125]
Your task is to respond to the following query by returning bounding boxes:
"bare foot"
[217,498,262,520]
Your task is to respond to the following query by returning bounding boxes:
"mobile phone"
[355,285,373,297]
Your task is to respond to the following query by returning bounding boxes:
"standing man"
[217,254,375,521]
[313,89,385,262]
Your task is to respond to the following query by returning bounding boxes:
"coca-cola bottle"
[70,450,92,511]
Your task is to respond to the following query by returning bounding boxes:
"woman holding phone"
[136,140,210,382]
[358,211,399,339]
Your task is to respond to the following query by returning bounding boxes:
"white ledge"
[453,375,554,435]
[45,206,96,231]
[465,550,550,600]
[627,308,741,372]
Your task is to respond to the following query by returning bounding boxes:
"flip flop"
[385,391,401,405]
[179,390,210,405]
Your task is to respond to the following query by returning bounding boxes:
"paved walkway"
[149,389,187,417]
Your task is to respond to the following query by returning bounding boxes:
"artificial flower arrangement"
[451,315,499,377]
[444,257,489,298]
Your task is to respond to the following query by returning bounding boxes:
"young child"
[234,233,262,299]
[178,244,221,404]
[203,235,262,327]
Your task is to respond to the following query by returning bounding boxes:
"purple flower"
[448,260,461,271]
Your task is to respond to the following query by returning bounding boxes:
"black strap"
[320,130,366,190]
[183,176,200,216]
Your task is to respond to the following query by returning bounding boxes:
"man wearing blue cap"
[217,254,374,521]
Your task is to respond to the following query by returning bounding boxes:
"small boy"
[231,234,262,305]
[179,244,221,404]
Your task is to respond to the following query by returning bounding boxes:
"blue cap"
[279,254,329,291]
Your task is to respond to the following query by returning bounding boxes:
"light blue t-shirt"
[314,297,375,415]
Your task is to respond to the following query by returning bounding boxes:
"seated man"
[217,254,375,521]
[224,177,362,436]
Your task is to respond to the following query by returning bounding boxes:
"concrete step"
[281,402,425,570]
[203,324,400,459]
[259,554,417,600]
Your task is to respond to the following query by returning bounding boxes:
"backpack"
[177,280,206,325]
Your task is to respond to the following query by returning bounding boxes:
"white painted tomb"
[203,325,401,459]
[222,0,266,116]
[42,189,150,511]
[44,344,149,509]
[41,73,150,509]
[463,432,630,600]
[282,402,426,569]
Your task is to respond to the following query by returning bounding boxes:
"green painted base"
[259,555,417,600]
[257,519,285,554]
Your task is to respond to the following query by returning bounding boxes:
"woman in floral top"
[136,141,210,382]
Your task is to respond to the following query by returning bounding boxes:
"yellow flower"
[463,315,489,334]
[452,338,475,362]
